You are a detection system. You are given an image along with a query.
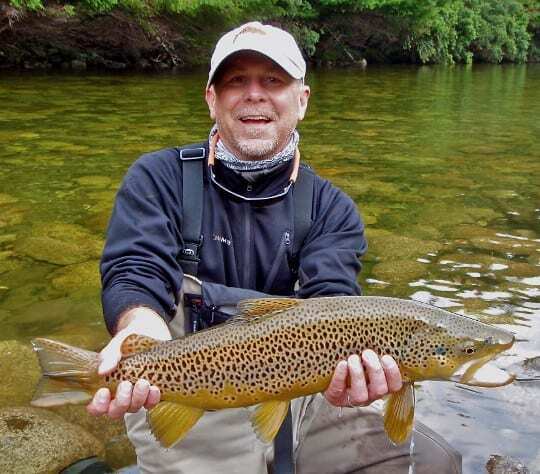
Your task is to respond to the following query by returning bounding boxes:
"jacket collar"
[206,136,299,202]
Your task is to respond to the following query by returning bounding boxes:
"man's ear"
[297,84,310,121]
[205,85,217,120]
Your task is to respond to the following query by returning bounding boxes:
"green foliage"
[397,0,532,63]
[287,24,320,57]
[63,4,76,16]
[10,0,44,11]
[6,0,536,63]
[82,0,118,13]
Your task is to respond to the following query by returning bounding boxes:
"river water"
[0,65,539,473]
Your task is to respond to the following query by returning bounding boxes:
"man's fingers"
[381,355,403,393]
[86,388,111,416]
[347,354,369,405]
[144,385,161,410]
[362,350,388,399]
[324,360,348,405]
[129,379,150,413]
[108,381,133,419]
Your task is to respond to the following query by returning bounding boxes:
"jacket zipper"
[243,201,252,288]
[262,230,291,294]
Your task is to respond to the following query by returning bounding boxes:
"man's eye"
[227,76,245,85]
[265,76,281,84]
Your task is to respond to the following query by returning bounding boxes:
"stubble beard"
[236,136,279,161]
[217,118,294,161]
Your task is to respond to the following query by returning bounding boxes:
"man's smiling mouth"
[239,115,272,124]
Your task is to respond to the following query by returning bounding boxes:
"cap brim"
[207,46,304,88]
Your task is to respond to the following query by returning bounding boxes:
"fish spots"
[106,296,510,407]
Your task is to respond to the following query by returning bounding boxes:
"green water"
[0,65,539,472]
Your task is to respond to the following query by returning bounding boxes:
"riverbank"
[1,1,538,71]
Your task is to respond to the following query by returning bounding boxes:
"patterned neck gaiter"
[209,124,299,172]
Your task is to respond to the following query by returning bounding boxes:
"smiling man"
[87,22,461,474]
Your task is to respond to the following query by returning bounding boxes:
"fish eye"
[459,342,477,355]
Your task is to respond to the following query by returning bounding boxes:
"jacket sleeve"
[296,179,367,298]
[100,150,184,334]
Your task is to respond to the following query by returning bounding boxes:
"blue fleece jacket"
[100,142,367,334]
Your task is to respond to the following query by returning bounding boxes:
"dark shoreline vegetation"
[0,0,539,71]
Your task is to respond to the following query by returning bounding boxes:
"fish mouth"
[450,356,515,387]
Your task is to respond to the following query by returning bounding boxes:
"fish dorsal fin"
[121,334,162,357]
[147,401,204,448]
[250,400,290,443]
[383,382,415,445]
[237,298,301,319]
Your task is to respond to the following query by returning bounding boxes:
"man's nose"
[244,79,267,102]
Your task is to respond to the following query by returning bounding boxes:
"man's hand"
[86,307,172,419]
[324,350,402,408]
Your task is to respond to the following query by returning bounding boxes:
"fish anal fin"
[147,402,204,448]
[383,382,415,445]
[121,334,162,357]
[237,298,301,319]
[250,400,290,443]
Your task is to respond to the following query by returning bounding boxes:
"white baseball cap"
[207,21,306,87]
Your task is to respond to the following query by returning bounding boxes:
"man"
[87,22,460,474]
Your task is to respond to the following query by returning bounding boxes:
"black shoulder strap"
[177,143,207,277]
[292,164,315,260]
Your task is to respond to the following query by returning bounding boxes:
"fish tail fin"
[31,337,100,407]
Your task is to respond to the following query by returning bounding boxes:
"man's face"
[205,51,310,161]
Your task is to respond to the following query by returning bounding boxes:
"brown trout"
[31,296,515,446]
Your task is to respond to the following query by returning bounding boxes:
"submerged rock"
[85,209,112,234]
[366,228,443,260]
[75,175,112,188]
[0,193,18,205]
[486,454,529,473]
[49,405,125,444]
[50,260,100,291]
[0,407,105,474]
[104,433,137,469]
[0,205,25,228]
[0,233,16,246]
[0,255,24,277]
[16,222,103,265]
[48,404,135,468]
[371,260,427,285]
[4,291,103,339]
[0,340,41,408]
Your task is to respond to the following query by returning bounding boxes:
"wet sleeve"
[100,151,184,334]
[296,181,366,298]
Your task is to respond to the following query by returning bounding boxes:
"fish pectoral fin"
[147,402,204,448]
[121,334,163,357]
[250,400,290,443]
[237,298,302,319]
[383,382,415,445]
